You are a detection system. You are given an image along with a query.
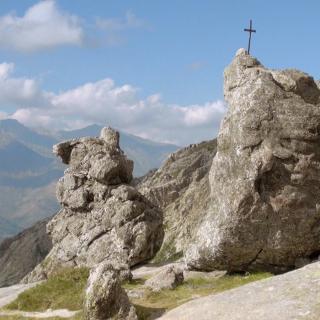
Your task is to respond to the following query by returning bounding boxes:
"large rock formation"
[159,261,320,320]
[0,218,52,287]
[137,140,216,261]
[186,49,320,273]
[25,128,163,282]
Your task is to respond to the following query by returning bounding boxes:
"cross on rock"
[244,20,256,54]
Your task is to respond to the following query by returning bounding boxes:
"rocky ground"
[2,261,319,319]
[0,283,40,309]
[0,262,270,320]
[0,309,78,319]
[159,261,320,320]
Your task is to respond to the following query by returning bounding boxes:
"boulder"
[24,128,163,282]
[158,261,320,320]
[85,262,137,320]
[137,140,217,261]
[186,49,320,273]
[145,265,184,292]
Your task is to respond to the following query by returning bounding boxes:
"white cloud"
[0,62,49,107]
[1,62,226,145]
[182,102,225,126]
[96,11,145,31]
[0,0,83,52]
[0,3,148,51]
[96,11,147,46]
[0,62,14,79]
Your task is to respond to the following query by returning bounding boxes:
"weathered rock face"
[137,140,217,261]
[0,218,52,287]
[145,265,184,292]
[24,128,163,282]
[186,49,320,273]
[159,261,320,320]
[85,262,137,320]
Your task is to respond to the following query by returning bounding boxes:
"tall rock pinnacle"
[186,49,320,273]
[24,128,163,282]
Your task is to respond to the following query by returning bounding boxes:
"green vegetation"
[151,239,183,264]
[5,268,89,312]
[129,272,272,319]
[122,278,146,290]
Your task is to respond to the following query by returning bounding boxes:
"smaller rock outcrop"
[25,128,163,282]
[85,262,137,320]
[145,265,184,292]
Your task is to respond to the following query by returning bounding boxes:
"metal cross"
[244,20,256,54]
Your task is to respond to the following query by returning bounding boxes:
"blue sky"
[0,0,319,145]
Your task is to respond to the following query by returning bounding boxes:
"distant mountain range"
[0,119,179,240]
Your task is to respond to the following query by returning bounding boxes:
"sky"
[0,0,319,146]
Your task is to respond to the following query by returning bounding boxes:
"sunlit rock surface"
[186,49,320,272]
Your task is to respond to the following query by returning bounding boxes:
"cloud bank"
[0,62,226,145]
[0,0,83,52]
[0,1,148,52]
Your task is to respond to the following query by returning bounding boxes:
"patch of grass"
[151,240,183,264]
[128,272,272,319]
[5,268,89,312]
[122,278,146,290]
